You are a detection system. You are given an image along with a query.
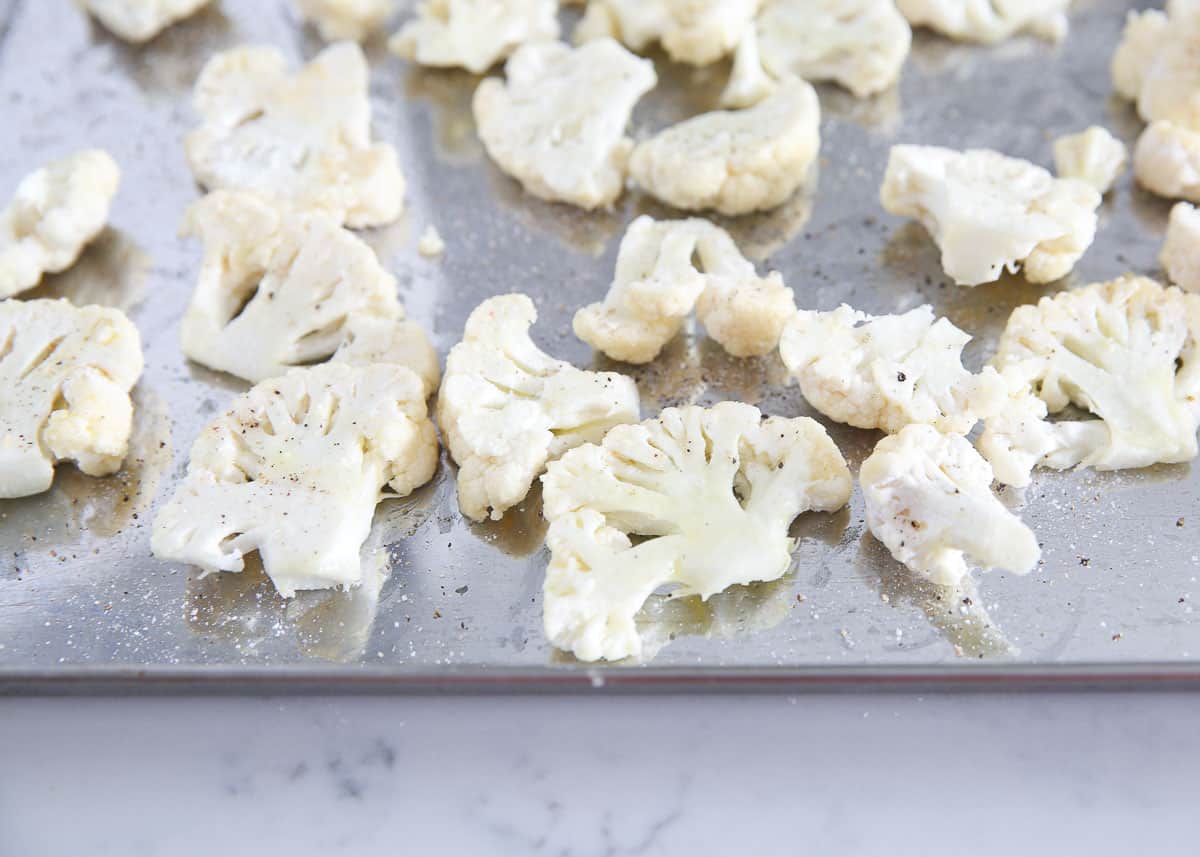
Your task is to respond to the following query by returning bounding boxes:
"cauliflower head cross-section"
[151,362,437,597]
[540,403,852,662]
[295,0,394,42]
[390,0,559,74]
[0,299,143,499]
[438,294,640,521]
[895,0,1069,44]
[80,0,214,42]
[1053,126,1127,195]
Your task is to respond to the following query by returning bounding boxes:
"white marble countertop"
[2,692,1196,855]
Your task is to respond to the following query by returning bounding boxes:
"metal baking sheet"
[3,0,1199,693]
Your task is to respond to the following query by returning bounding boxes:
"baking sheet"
[3,0,1198,693]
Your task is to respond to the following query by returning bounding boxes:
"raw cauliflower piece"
[719,29,776,108]
[151,363,438,597]
[1162,202,1200,293]
[295,0,393,41]
[895,0,1069,44]
[438,294,640,521]
[540,402,852,662]
[390,0,559,73]
[860,424,1040,586]
[880,145,1101,286]
[575,0,756,66]
[979,275,1200,486]
[1111,5,1200,130]
[779,304,1006,435]
[473,39,657,210]
[1134,121,1200,203]
[80,0,213,42]
[574,215,794,363]
[184,42,405,228]
[0,151,120,299]
[179,191,438,394]
[629,77,820,216]
[0,299,143,499]
[1053,127,1127,194]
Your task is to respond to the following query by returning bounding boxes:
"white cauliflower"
[979,275,1200,487]
[895,0,1069,44]
[80,0,213,42]
[295,0,393,41]
[574,0,757,66]
[390,0,559,73]
[1133,121,1200,203]
[719,29,776,108]
[629,77,820,216]
[1053,126,1127,194]
[0,151,120,299]
[880,145,1101,286]
[151,362,438,597]
[472,39,657,210]
[179,191,438,395]
[540,402,852,662]
[0,299,143,499]
[184,42,406,228]
[438,294,640,521]
[573,215,794,363]
[1110,4,1200,130]
[1161,202,1200,293]
[860,424,1040,587]
[779,304,1006,435]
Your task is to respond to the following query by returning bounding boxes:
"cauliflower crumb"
[896,0,1069,44]
[1053,126,1127,194]
[1134,121,1200,203]
[1162,202,1200,293]
[391,0,558,73]
[418,225,446,257]
[80,0,213,42]
[295,0,393,41]
[575,0,756,66]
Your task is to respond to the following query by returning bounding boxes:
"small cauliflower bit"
[0,151,120,299]
[473,39,657,210]
[438,294,640,521]
[629,77,820,216]
[152,363,437,597]
[574,215,794,363]
[979,275,1200,487]
[895,0,1069,44]
[417,224,446,257]
[541,402,852,662]
[880,145,1100,286]
[1053,127,1127,194]
[1162,202,1200,293]
[80,0,213,42]
[719,29,776,109]
[180,191,438,395]
[391,0,558,73]
[575,0,756,66]
[295,0,393,42]
[0,299,143,499]
[779,304,1005,435]
[185,42,405,228]
[861,424,1040,587]
[1134,121,1200,203]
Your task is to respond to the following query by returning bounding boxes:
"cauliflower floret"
[179,191,438,394]
[80,0,213,42]
[540,403,851,662]
[978,275,1200,486]
[861,424,1040,586]
[0,299,143,499]
[719,29,776,109]
[779,304,1006,435]
[1134,121,1200,203]
[151,362,438,597]
[0,151,120,299]
[472,39,657,210]
[895,0,1069,44]
[1111,5,1200,130]
[1053,126,1127,194]
[390,0,558,73]
[574,215,794,363]
[1161,202,1200,293]
[880,145,1101,286]
[438,294,640,521]
[629,77,820,216]
[295,0,393,41]
[574,0,756,65]
[184,43,405,229]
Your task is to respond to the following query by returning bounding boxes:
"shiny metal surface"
[2,0,1196,691]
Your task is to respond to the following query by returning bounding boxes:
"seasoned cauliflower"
[0,299,143,499]
[1053,126,1127,194]
[295,0,393,41]
[861,424,1040,587]
[779,304,1006,435]
[575,0,757,65]
[574,216,794,363]
[438,294,640,521]
[629,77,820,216]
[179,191,438,394]
[880,145,1101,286]
[80,0,213,42]
[184,43,405,228]
[1161,202,1200,293]
[151,363,438,597]
[0,151,120,299]
[895,0,1069,44]
[1133,121,1200,203]
[540,402,852,662]
[390,0,559,73]
[472,39,657,210]
[979,275,1200,487]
